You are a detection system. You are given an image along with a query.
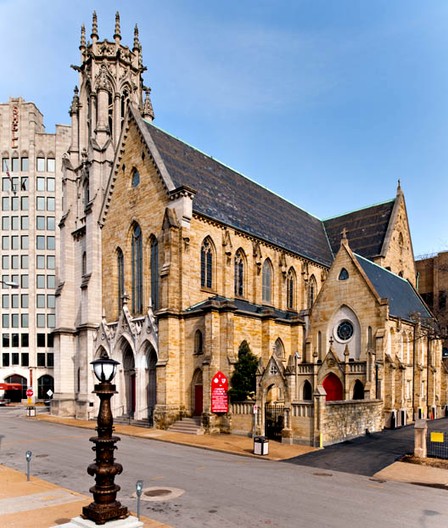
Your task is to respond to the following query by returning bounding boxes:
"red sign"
[211,371,228,413]
[26,388,33,398]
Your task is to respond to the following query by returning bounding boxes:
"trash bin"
[253,436,269,455]
[26,406,36,417]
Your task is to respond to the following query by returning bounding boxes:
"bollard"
[414,419,427,458]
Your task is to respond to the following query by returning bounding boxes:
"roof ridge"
[144,120,322,222]
[322,198,395,222]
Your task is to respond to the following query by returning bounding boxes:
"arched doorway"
[38,375,54,400]
[265,384,284,441]
[192,369,203,416]
[323,373,343,401]
[147,346,157,426]
[5,374,27,402]
[353,379,364,400]
[122,343,136,418]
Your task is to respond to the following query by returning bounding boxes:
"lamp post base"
[52,514,143,528]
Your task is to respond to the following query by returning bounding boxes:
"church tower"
[52,12,154,417]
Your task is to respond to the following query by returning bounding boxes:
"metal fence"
[427,430,448,459]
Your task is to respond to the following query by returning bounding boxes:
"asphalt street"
[1,409,448,527]
[285,417,448,476]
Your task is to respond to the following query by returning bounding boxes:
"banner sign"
[211,371,228,413]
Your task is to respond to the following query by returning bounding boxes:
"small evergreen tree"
[228,340,258,403]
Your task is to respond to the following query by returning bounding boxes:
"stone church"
[51,13,445,446]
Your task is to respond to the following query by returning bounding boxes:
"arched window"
[234,249,245,297]
[117,247,124,310]
[200,237,214,289]
[132,223,143,314]
[38,375,54,400]
[338,268,349,280]
[274,338,285,359]
[353,379,364,400]
[131,167,140,188]
[303,380,312,401]
[286,267,296,310]
[308,274,317,308]
[194,330,203,355]
[368,326,373,350]
[262,259,272,304]
[150,237,159,310]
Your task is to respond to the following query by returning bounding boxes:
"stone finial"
[397,179,403,195]
[142,88,155,121]
[114,12,121,42]
[80,24,86,50]
[69,86,80,116]
[341,227,347,240]
[91,11,98,40]
[133,24,140,51]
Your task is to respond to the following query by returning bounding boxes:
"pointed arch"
[131,167,140,187]
[353,379,364,400]
[303,380,312,401]
[274,338,285,359]
[234,248,246,297]
[262,258,273,304]
[338,268,349,281]
[194,329,203,355]
[308,274,317,308]
[192,368,203,416]
[38,374,54,400]
[323,373,343,402]
[329,305,361,360]
[117,247,124,311]
[286,267,296,310]
[150,235,159,310]
[131,222,143,314]
[201,236,215,289]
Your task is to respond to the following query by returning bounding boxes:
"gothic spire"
[69,86,80,116]
[133,24,140,51]
[114,12,121,42]
[91,11,98,40]
[142,88,155,122]
[80,24,86,50]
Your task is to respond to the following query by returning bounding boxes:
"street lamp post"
[82,355,128,525]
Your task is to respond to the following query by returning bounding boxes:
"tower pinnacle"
[91,11,98,41]
[114,12,121,43]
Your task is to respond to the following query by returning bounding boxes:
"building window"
[262,259,272,304]
[131,168,140,187]
[151,237,159,310]
[303,380,312,401]
[21,353,29,367]
[274,338,285,359]
[286,268,296,310]
[47,158,56,172]
[37,353,46,366]
[117,248,124,310]
[131,223,143,314]
[194,330,203,355]
[338,268,349,281]
[200,237,214,290]
[234,249,245,297]
[2,353,9,366]
[37,333,46,347]
[82,251,87,276]
[21,157,29,171]
[337,320,354,341]
[36,157,45,172]
[308,274,317,308]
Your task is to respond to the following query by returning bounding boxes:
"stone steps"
[168,417,204,435]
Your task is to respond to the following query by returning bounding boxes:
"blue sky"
[1,0,447,257]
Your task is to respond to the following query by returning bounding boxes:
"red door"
[323,373,343,401]
[194,384,203,415]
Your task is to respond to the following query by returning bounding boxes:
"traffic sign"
[26,388,33,398]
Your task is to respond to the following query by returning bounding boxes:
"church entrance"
[323,373,343,401]
[192,369,203,416]
[147,347,157,426]
[122,344,136,418]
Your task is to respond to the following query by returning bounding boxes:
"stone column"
[414,418,427,458]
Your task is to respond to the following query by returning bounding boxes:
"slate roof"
[355,254,431,322]
[144,122,334,266]
[324,201,395,260]
[185,295,303,322]
[140,120,396,268]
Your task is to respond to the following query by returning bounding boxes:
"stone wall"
[323,400,383,445]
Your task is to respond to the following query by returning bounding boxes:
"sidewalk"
[1,412,447,527]
[0,464,168,528]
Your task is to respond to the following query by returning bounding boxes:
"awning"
[0,383,23,390]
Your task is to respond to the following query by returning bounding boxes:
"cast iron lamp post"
[82,355,128,525]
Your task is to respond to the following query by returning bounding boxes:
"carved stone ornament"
[95,64,113,92]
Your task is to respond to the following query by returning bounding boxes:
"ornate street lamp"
[82,354,128,525]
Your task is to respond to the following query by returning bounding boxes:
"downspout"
[412,324,417,417]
